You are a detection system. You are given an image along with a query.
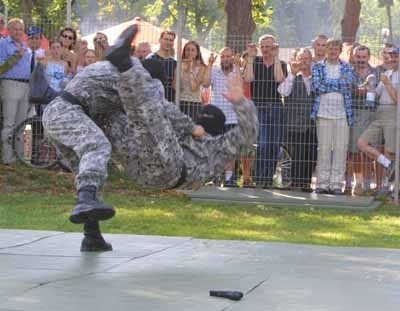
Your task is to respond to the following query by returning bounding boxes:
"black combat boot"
[29,62,59,104]
[80,220,112,252]
[70,185,115,224]
[105,24,139,72]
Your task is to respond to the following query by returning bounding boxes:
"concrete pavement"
[0,229,399,310]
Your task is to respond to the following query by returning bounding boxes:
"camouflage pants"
[42,100,112,190]
[110,64,185,189]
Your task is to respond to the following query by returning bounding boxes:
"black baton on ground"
[209,290,243,301]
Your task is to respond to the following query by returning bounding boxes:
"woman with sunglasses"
[59,27,78,73]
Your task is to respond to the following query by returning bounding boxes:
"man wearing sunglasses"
[34,24,258,252]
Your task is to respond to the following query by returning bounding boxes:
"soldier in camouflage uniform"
[40,25,258,252]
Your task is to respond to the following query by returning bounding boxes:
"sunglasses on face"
[62,34,74,40]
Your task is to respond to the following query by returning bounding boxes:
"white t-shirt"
[376,70,400,105]
[209,66,238,125]
[317,62,346,119]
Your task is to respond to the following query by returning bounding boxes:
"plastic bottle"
[365,75,376,108]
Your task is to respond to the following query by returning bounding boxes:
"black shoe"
[331,188,345,195]
[243,178,255,188]
[314,188,329,194]
[80,235,112,252]
[223,178,238,188]
[29,62,59,104]
[105,24,139,72]
[70,186,115,224]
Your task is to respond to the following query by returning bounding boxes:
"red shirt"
[244,81,252,99]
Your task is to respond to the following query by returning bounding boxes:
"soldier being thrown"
[39,24,258,252]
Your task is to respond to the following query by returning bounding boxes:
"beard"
[221,62,233,71]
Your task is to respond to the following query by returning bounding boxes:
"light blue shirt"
[0,36,31,79]
[45,62,68,91]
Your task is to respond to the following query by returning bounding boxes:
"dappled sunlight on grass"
[1,164,400,248]
[311,231,355,242]
[215,228,281,241]
[117,207,178,220]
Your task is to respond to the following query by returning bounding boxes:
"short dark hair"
[326,38,342,50]
[383,42,395,49]
[353,45,370,56]
[160,30,176,40]
[59,27,77,50]
[312,34,328,42]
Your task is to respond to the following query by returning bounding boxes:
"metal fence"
[1,7,399,201]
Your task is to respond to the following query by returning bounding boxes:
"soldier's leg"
[81,220,112,252]
[106,26,184,189]
[42,98,115,224]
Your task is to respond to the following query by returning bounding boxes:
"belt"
[59,90,81,106]
[59,90,89,114]
[2,78,29,83]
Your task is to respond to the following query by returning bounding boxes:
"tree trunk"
[225,0,256,53]
[22,0,34,27]
[340,0,361,44]
[386,5,393,43]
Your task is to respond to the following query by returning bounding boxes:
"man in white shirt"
[203,47,253,186]
[357,46,399,187]
[278,48,317,191]
[203,47,239,186]
[311,38,356,195]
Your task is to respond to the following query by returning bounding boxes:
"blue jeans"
[254,103,283,185]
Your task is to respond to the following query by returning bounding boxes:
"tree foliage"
[2,0,399,54]
[358,0,400,52]
[143,0,224,43]
[377,0,394,6]
[270,0,342,47]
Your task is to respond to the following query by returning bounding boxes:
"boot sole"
[105,25,139,62]
[80,241,113,252]
[69,208,115,224]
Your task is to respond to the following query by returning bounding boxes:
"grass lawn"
[1,163,400,249]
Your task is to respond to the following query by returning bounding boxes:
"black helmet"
[196,104,226,136]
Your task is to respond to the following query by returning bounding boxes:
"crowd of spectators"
[0,15,398,198]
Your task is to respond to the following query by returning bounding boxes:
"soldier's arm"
[223,78,258,150]
[230,97,258,149]
[162,100,197,136]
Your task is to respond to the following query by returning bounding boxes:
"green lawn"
[1,163,400,249]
